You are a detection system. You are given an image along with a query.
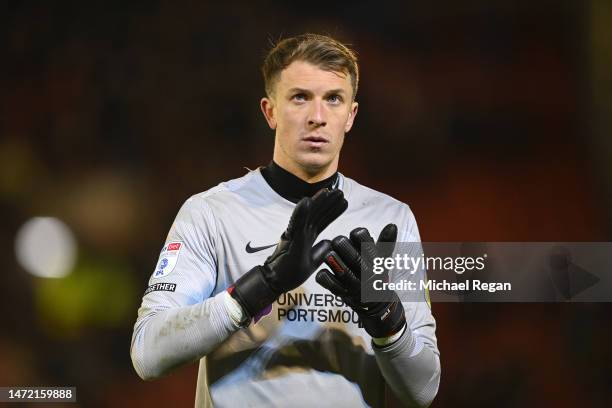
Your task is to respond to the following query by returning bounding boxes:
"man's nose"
[308,100,327,127]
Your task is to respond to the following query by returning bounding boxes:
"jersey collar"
[260,161,339,204]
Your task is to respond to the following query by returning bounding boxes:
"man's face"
[261,60,358,181]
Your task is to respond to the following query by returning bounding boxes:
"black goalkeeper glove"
[229,188,348,322]
[316,224,406,339]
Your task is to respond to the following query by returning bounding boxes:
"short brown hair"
[262,33,359,100]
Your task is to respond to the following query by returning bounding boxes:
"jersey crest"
[152,242,182,279]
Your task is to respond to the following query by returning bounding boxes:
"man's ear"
[261,97,277,130]
[344,101,359,132]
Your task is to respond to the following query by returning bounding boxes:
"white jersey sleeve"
[130,194,239,380]
[373,204,441,407]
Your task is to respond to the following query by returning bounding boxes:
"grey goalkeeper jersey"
[131,169,440,408]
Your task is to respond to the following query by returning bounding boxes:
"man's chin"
[296,154,336,176]
[297,153,331,170]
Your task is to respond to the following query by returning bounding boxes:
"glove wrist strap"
[229,265,278,319]
[362,302,406,338]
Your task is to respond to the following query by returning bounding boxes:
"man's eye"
[292,93,307,101]
[328,95,342,104]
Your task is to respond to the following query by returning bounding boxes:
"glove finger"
[309,189,347,235]
[331,235,364,281]
[316,269,351,298]
[316,194,348,236]
[377,223,398,243]
[312,187,331,200]
[349,227,376,272]
[376,223,398,259]
[285,196,312,240]
[310,188,333,210]
[350,227,375,250]
[323,249,361,293]
[311,239,332,266]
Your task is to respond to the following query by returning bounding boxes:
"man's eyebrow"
[324,89,347,95]
[285,88,347,95]
[287,87,312,94]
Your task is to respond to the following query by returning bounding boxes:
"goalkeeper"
[130,33,440,407]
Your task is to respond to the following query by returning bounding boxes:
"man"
[131,33,440,407]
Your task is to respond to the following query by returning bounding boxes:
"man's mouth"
[302,136,329,146]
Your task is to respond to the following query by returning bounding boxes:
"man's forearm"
[374,327,441,408]
[130,291,240,380]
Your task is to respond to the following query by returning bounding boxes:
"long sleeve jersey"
[131,168,441,407]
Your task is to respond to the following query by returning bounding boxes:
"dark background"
[2,1,612,406]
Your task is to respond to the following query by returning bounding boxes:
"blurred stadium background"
[1,1,611,406]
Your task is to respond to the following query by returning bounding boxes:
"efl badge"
[152,242,182,279]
